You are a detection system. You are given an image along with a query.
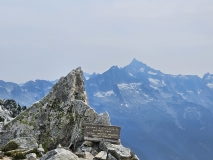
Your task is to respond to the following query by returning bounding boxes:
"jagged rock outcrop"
[0,99,26,118]
[0,67,137,160]
[0,99,27,131]
[0,68,109,150]
[0,105,13,125]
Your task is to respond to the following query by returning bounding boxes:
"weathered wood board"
[84,124,121,144]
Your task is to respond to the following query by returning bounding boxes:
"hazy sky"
[0,0,213,83]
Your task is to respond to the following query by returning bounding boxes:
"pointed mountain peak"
[48,67,88,104]
[203,72,213,80]
[131,58,140,63]
[128,58,148,68]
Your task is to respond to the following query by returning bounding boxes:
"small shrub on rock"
[31,148,42,157]
[4,151,26,160]
[2,141,19,152]
[13,152,26,160]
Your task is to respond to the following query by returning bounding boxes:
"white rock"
[84,152,94,160]
[94,151,107,160]
[26,153,37,160]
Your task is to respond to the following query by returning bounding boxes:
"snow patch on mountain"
[198,90,202,94]
[180,75,189,79]
[94,90,115,98]
[149,78,160,85]
[207,83,213,89]
[125,104,129,107]
[143,93,153,101]
[118,83,141,91]
[149,78,166,89]
[187,90,194,93]
[139,68,144,72]
[165,106,184,130]
[129,73,135,77]
[206,75,213,80]
[177,93,187,99]
[150,85,159,90]
[148,71,157,75]
[184,107,201,120]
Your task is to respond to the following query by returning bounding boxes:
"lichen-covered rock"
[94,151,107,160]
[74,147,85,158]
[9,137,38,150]
[84,151,94,160]
[40,148,78,160]
[82,141,93,147]
[26,153,37,160]
[104,142,132,160]
[0,68,110,153]
[107,153,117,160]
[96,112,111,126]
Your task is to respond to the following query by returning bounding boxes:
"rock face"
[0,99,26,130]
[0,68,111,153]
[0,104,13,126]
[5,137,38,150]
[0,99,26,118]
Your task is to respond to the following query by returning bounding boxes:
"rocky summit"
[0,67,137,160]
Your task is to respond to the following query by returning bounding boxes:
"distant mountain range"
[1,59,213,160]
[0,79,56,107]
[85,59,213,160]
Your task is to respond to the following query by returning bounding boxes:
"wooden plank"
[84,136,120,144]
[84,124,121,141]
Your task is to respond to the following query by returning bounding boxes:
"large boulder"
[99,141,138,160]
[40,148,79,160]
[26,153,37,160]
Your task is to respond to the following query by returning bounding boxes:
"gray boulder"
[99,142,138,160]
[82,141,93,147]
[94,151,107,160]
[10,137,38,150]
[40,148,78,160]
[107,153,117,160]
[26,153,37,160]
[84,151,94,160]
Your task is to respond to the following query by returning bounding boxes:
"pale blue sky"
[0,0,213,83]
